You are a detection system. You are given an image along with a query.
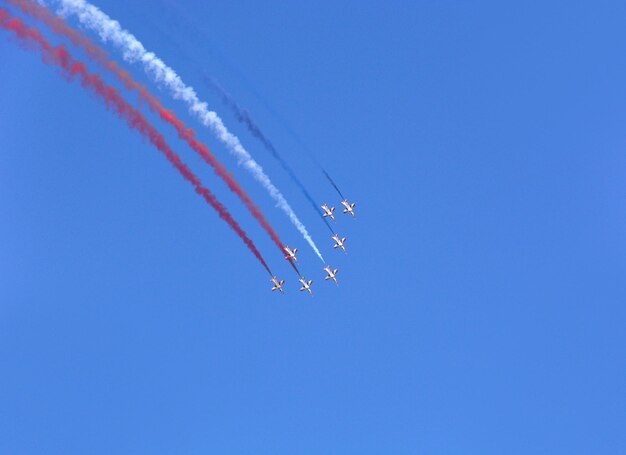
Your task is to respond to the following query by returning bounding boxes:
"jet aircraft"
[332,234,347,253]
[271,277,285,294]
[341,199,356,217]
[324,266,339,285]
[321,203,336,221]
[284,246,298,262]
[299,277,314,295]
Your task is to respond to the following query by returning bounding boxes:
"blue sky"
[1,0,626,453]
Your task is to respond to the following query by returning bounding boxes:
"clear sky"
[1,0,626,453]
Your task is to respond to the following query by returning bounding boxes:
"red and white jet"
[284,245,298,262]
[321,203,336,221]
[324,266,339,285]
[271,276,285,294]
[332,234,347,253]
[341,199,356,217]
[299,277,314,295]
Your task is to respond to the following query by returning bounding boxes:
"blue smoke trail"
[206,76,335,234]
[156,0,348,201]
[205,78,347,201]
[321,169,345,201]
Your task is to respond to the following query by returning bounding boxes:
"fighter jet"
[271,276,285,294]
[284,245,298,262]
[321,203,336,221]
[332,234,347,253]
[341,199,356,217]
[299,277,314,295]
[324,266,339,285]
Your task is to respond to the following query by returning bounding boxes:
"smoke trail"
[249,105,347,201]
[0,8,273,275]
[207,76,334,234]
[155,0,347,200]
[322,169,345,200]
[8,0,299,275]
[208,72,347,201]
[53,0,325,263]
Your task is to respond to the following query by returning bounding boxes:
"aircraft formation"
[0,0,359,299]
[271,199,356,296]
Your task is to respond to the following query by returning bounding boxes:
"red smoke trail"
[8,0,300,275]
[0,8,273,275]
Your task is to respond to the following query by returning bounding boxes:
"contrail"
[8,0,299,275]
[0,8,273,275]
[207,76,335,235]
[53,0,325,263]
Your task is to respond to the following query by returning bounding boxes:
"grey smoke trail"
[54,0,325,262]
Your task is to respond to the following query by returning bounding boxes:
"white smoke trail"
[53,0,324,262]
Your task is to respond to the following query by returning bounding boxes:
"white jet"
[299,277,314,295]
[284,245,298,262]
[332,234,347,253]
[321,203,336,221]
[271,276,285,294]
[324,266,339,285]
[341,199,356,217]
